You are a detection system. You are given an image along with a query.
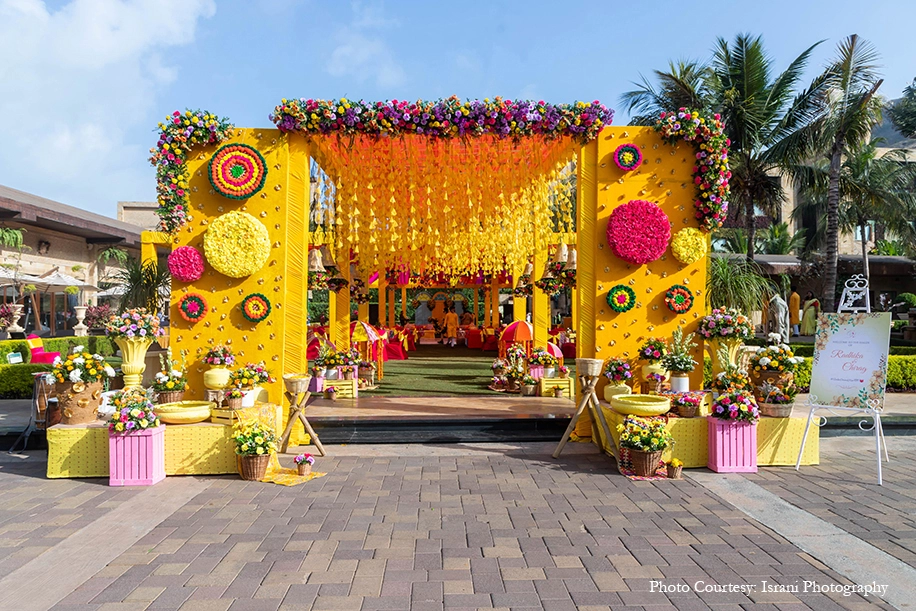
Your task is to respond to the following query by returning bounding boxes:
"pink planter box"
[707,417,758,473]
[529,365,545,379]
[109,426,166,486]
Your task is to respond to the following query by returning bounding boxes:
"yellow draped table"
[598,402,819,468]
[47,404,283,478]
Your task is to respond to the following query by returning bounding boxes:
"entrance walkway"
[363,345,498,398]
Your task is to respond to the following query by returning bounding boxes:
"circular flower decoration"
[613,143,643,171]
[606,200,671,265]
[665,284,694,314]
[241,293,271,323]
[208,144,268,200]
[607,285,636,313]
[670,228,707,265]
[178,293,208,323]
[203,211,270,278]
[167,246,205,283]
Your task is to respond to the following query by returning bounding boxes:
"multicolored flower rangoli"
[167,245,205,283]
[613,143,643,171]
[665,284,694,314]
[203,211,270,278]
[607,285,637,313]
[240,293,271,323]
[670,227,707,265]
[178,293,208,323]
[208,143,268,200]
[606,200,671,265]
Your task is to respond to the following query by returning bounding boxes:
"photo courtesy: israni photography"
[650,579,889,598]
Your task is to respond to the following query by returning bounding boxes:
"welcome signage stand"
[795,277,892,484]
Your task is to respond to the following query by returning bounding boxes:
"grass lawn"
[361,344,575,397]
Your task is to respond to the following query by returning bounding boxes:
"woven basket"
[283,374,312,394]
[297,463,312,476]
[759,401,793,418]
[676,403,697,418]
[157,391,185,405]
[629,449,663,477]
[226,397,243,410]
[751,370,794,401]
[239,454,270,481]
[667,465,683,479]
[521,385,537,397]
[577,358,603,377]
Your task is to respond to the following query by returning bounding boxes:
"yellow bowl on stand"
[155,401,215,424]
[610,394,670,417]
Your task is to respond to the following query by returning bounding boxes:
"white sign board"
[6,352,23,364]
[809,312,892,409]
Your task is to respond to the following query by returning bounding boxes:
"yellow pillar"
[489,279,500,327]
[512,266,526,322]
[401,287,407,319]
[473,287,479,324]
[140,231,169,265]
[532,248,549,348]
[577,141,597,358]
[330,259,350,348]
[378,275,386,328]
[359,300,369,324]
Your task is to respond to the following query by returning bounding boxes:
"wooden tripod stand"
[279,388,326,456]
[552,359,616,461]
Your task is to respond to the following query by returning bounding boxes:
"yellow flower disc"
[670,227,707,265]
[203,211,270,278]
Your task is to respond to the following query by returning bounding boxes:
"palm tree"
[888,78,916,138]
[793,140,916,281]
[114,258,170,315]
[794,35,884,311]
[713,228,751,254]
[707,256,775,315]
[757,222,807,255]
[620,61,711,125]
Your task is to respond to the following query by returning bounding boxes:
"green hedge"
[0,337,116,363]
[703,355,913,390]
[0,364,52,399]
[740,341,916,358]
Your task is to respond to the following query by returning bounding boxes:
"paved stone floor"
[2,437,915,610]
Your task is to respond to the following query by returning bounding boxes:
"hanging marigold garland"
[149,109,233,233]
[178,293,208,323]
[654,108,731,230]
[208,143,268,200]
[240,293,271,323]
[607,285,637,313]
[665,284,694,314]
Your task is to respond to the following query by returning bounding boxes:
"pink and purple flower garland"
[271,97,614,144]
[605,200,671,265]
[654,108,731,231]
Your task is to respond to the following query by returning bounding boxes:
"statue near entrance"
[768,293,790,344]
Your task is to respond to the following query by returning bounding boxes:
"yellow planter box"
[538,377,573,398]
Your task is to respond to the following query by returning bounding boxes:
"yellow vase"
[706,337,744,381]
[115,337,154,389]
[603,383,632,403]
[203,365,231,390]
[641,362,670,384]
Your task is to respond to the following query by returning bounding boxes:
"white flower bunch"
[104,365,116,377]
[69,369,82,383]
[72,345,85,354]
[758,357,772,367]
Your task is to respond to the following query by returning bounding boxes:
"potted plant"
[696,308,753,380]
[324,385,339,400]
[660,326,697,392]
[84,304,113,331]
[708,390,760,473]
[232,419,277,481]
[0,303,14,339]
[310,365,325,379]
[557,365,569,379]
[748,343,803,402]
[103,308,163,389]
[552,386,565,399]
[637,337,670,386]
[107,389,164,486]
[527,348,556,378]
[602,358,633,402]
[358,359,377,380]
[709,345,753,395]
[671,392,703,418]
[202,344,235,389]
[618,416,674,477]
[757,381,798,418]
[520,374,538,397]
[51,346,116,424]
[323,350,343,380]
[491,358,508,377]
[293,452,315,476]
[229,361,276,407]
[152,348,188,404]
[340,365,355,380]
[666,458,683,479]
[225,388,244,410]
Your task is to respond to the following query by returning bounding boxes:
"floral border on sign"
[271,97,613,143]
[150,110,234,233]
[654,108,731,231]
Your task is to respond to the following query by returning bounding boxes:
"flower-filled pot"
[707,417,758,473]
[521,384,537,397]
[641,363,670,385]
[240,387,261,408]
[750,371,795,402]
[559,371,568,379]
[629,449,663,478]
[58,381,103,424]
[552,387,564,399]
[239,454,270,481]
[157,390,185,405]
[666,463,683,479]
[203,365,231,390]
[669,373,690,393]
[325,389,338,401]
[297,463,312,477]
[603,383,632,403]
[226,397,243,410]
[529,365,545,379]
[343,370,355,380]
[109,426,166,486]
[758,402,793,418]
[114,337,154,389]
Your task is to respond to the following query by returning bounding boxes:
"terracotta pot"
[203,365,231,390]
[57,381,103,425]
[629,449,663,477]
[114,337,153,389]
[325,390,338,400]
[552,387,564,398]
[226,397,243,410]
[239,454,270,481]
[559,371,568,379]
[297,463,312,476]
[157,390,185,405]
[750,370,795,402]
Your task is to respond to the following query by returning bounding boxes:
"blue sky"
[1,0,915,218]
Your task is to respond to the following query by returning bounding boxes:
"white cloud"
[0,0,215,215]
[325,1,405,89]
